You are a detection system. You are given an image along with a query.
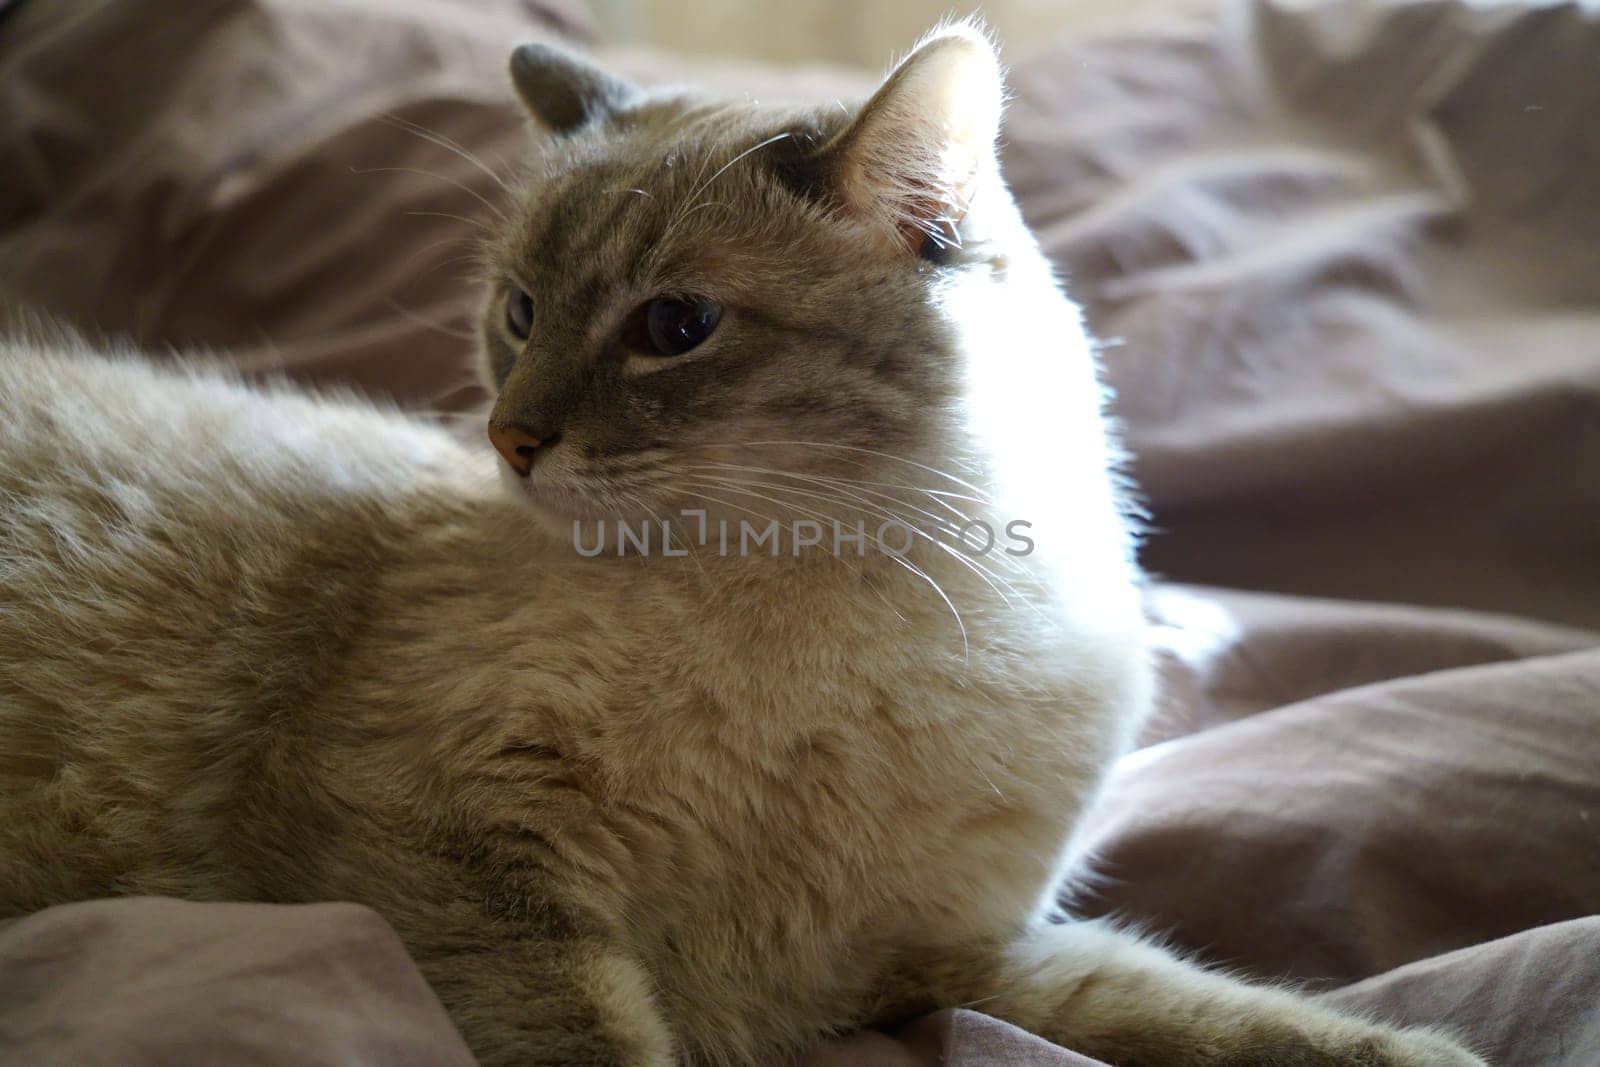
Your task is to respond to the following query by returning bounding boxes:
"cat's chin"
[497,466,632,532]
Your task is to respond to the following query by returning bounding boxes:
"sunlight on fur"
[0,20,1486,1067]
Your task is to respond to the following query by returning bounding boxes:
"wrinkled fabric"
[0,898,477,1066]
[1082,588,1600,1014]
[1007,0,1600,631]
[0,0,869,423]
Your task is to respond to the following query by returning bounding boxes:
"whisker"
[353,165,508,223]
[689,474,1025,609]
[621,487,709,580]
[685,463,984,530]
[686,441,994,501]
[403,209,497,236]
[684,474,1000,642]
[695,132,795,198]
[685,461,993,508]
[731,471,1028,586]
[677,477,841,535]
[680,201,731,220]
[677,485,911,600]
[393,234,486,277]
[887,553,970,667]
[412,251,494,286]
[690,473,958,543]
[385,299,477,342]
[379,113,513,195]
[658,129,798,244]
[669,484,805,556]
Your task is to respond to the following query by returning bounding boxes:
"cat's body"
[0,340,1137,1063]
[0,24,1483,1067]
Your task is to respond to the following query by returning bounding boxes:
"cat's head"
[477,25,1068,542]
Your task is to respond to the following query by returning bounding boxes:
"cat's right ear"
[815,23,1004,256]
[510,44,638,135]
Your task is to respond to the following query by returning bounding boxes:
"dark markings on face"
[478,97,972,491]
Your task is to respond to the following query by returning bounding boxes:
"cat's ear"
[510,43,639,135]
[819,23,1004,255]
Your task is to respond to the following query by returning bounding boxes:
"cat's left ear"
[818,23,1004,255]
[510,43,639,134]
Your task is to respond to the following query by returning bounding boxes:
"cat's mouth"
[497,463,647,530]
[502,471,587,519]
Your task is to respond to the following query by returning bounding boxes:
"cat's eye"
[642,296,720,356]
[505,287,534,340]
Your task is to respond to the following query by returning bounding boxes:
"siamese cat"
[0,23,1483,1067]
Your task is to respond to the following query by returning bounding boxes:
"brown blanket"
[2,0,1597,1064]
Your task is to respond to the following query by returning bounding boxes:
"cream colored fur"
[0,24,1485,1067]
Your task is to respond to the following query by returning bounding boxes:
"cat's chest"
[571,644,1129,1038]
[601,631,1127,920]
[446,565,1149,1042]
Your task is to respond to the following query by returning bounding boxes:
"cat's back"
[0,337,493,668]
[0,339,488,906]
[0,338,481,611]
[0,338,477,509]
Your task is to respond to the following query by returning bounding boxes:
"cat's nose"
[488,422,546,477]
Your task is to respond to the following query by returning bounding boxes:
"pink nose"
[489,423,542,477]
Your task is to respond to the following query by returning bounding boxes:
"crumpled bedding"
[2,0,1597,1064]
[0,898,477,1066]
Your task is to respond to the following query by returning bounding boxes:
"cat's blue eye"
[505,288,534,340]
[643,296,720,356]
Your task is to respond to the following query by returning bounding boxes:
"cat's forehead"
[590,97,830,182]
[501,101,839,286]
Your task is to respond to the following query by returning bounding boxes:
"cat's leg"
[422,940,674,1067]
[919,919,1484,1067]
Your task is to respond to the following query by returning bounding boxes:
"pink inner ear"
[831,38,1000,256]
[817,28,1002,257]
[836,132,978,257]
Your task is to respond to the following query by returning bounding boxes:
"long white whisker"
[689,474,1025,609]
[887,554,970,668]
[685,461,993,509]
[412,252,493,285]
[393,233,483,276]
[677,478,841,534]
[658,129,797,245]
[693,440,994,501]
[385,299,477,342]
[669,484,782,534]
[379,113,513,195]
[625,488,709,581]
[699,132,794,196]
[403,209,497,236]
[686,463,985,533]
[734,472,1032,594]
[352,165,507,223]
[679,481,966,660]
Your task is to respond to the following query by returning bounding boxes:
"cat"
[0,22,1486,1067]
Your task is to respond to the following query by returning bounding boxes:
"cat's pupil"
[506,288,534,340]
[644,296,720,356]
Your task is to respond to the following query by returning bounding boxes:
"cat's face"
[478,28,1008,534]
